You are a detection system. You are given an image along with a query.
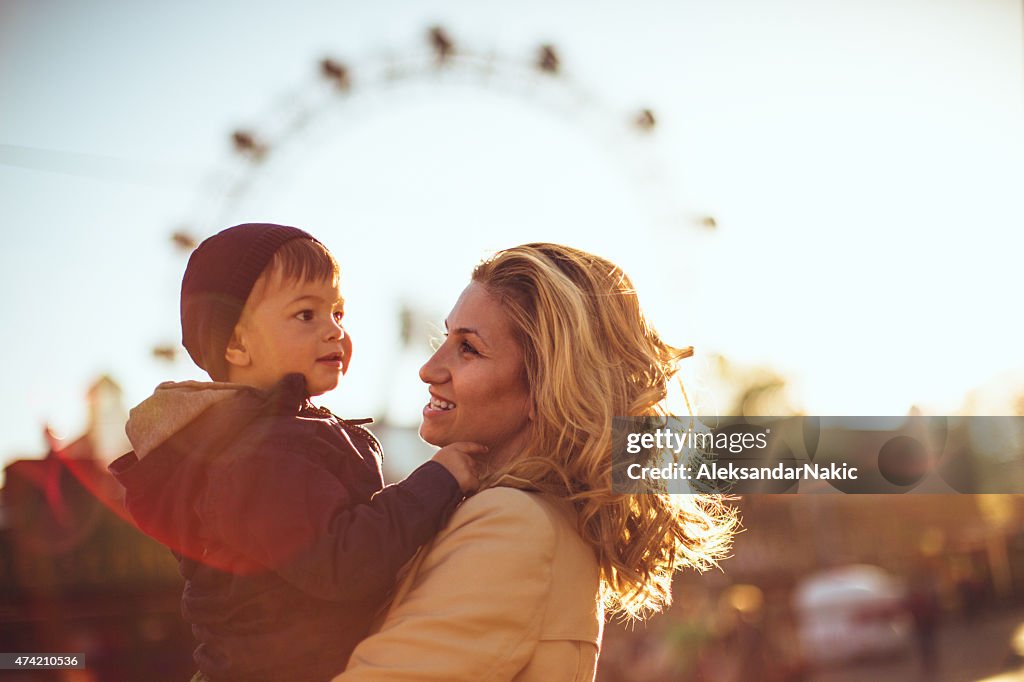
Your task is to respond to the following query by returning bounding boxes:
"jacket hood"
[125,380,249,459]
[110,374,312,569]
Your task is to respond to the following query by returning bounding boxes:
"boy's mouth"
[317,352,344,363]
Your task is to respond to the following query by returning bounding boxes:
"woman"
[336,243,736,681]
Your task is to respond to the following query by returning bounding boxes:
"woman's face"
[419,282,532,466]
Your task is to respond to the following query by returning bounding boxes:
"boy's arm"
[203,434,463,604]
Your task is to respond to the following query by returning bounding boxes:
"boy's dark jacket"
[108,374,462,682]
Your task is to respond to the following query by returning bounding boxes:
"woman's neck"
[481,428,532,475]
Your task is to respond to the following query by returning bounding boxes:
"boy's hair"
[246,237,340,309]
[180,223,334,381]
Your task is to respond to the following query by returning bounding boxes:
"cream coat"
[334,487,604,681]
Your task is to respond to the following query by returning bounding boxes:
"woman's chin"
[417,423,446,447]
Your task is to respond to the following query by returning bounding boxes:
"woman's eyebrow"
[444,320,487,345]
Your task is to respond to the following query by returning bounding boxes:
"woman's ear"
[224,326,251,368]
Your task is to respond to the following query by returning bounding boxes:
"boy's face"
[226,267,349,396]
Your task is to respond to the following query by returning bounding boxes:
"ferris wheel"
[157,25,716,370]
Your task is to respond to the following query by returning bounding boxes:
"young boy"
[109,223,481,682]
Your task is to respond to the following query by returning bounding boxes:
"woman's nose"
[419,346,449,385]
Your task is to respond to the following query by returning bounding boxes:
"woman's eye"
[460,341,479,356]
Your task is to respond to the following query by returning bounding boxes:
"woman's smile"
[424,393,456,415]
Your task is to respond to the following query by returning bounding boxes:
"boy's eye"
[296,310,314,321]
[333,311,344,323]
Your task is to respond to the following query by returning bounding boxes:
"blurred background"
[2,0,1023,679]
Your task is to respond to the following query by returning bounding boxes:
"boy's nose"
[325,318,345,340]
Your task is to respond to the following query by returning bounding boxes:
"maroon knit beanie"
[180,223,318,381]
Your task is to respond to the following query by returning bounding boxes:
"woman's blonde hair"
[473,243,737,619]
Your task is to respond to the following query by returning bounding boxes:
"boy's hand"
[431,442,488,493]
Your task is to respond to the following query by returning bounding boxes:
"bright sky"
[1,0,1022,470]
